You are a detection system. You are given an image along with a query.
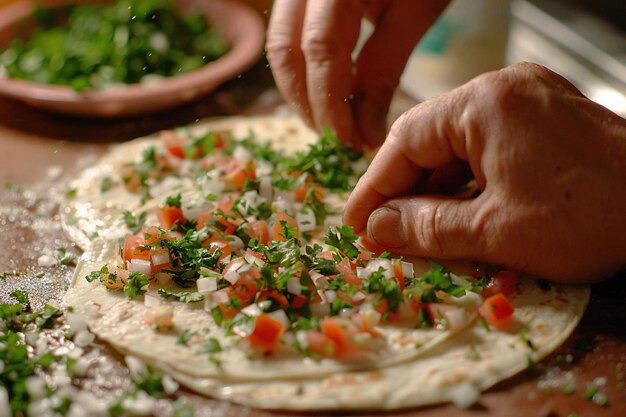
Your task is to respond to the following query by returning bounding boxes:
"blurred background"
[399,0,626,116]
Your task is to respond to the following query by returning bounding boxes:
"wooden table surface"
[1,64,625,417]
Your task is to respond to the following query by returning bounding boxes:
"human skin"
[343,63,626,283]
[266,0,450,149]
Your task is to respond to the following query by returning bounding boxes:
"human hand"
[344,62,626,283]
[266,0,449,149]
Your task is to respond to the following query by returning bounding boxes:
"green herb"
[562,385,576,395]
[164,193,182,208]
[123,210,147,234]
[199,337,222,354]
[158,289,204,304]
[100,176,112,193]
[325,225,359,260]
[479,316,491,332]
[65,188,77,199]
[0,0,230,91]
[56,247,77,265]
[591,392,608,406]
[123,272,149,298]
[519,328,535,350]
[466,348,481,360]
[172,400,195,417]
[176,330,195,346]
[35,271,45,279]
[10,289,30,307]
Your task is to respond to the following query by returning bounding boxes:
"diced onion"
[268,309,290,328]
[311,272,328,289]
[128,258,151,276]
[224,271,241,285]
[228,236,245,251]
[450,383,481,408]
[244,251,265,267]
[151,251,170,267]
[241,303,262,317]
[358,301,374,313]
[367,258,393,279]
[401,261,414,278]
[296,207,316,232]
[66,312,88,332]
[196,277,218,294]
[211,289,230,304]
[295,330,309,349]
[199,170,225,195]
[324,290,337,303]
[162,375,179,395]
[233,145,252,162]
[74,330,95,347]
[259,175,273,201]
[451,273,470,286]
[356,267,371,280]
[274,189,295,203]
[338,308,352,317]
[310,302,331,318]
[352,291,366,302]
[272,198,291,214]
[287,278,302,295]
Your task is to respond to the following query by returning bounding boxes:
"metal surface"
[508,0,626,116]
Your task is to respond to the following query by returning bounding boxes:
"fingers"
[267,0,313,126]
[344,92,476,232]
[352,1,450,147]
[301,0,363,145]
[365,196,484,260]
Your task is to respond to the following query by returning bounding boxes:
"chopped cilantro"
[123,210,147,234]
[158,289,204,303]
[325,225,359,260]
[100,176,112,193]
[56,247,77,266]
[123,272,149,298]
[164,193,182,208]
[64,188,77,199]
[9,289,30,307]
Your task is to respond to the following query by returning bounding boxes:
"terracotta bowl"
[0,0,265,117]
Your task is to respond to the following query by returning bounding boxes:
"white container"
[400,0,513,99]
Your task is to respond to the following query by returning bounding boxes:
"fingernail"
[368,207,406,248]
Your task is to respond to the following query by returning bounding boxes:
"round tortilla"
[61,114,590,410]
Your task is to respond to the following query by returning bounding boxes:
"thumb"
[366,197,484,260]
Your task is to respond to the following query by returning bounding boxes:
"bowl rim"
[0,0,266,117]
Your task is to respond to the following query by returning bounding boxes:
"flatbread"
[62,114,589,410]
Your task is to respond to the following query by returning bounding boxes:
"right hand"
[266,0,450,149]
[344,63,626,283]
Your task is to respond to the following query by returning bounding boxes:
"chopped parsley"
[158,289,204,304]
[123,272,149,298]
[123,210,147,234]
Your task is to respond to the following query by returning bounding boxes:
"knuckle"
[412,202,446,257]
[301,32,338,66]
[265,35,297,66]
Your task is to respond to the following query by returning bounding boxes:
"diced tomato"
[196,211,213,230]
[161,130,186,159]
[392,260,406,291]
[478,293,515,328]
[371,297,398,322]
[214,288,241,319]
[317,251,334,261]
[223,257,246,275]
[320,317,357,357]
[123,234,150,262]
[244,220,270,245]
[247,313,286,355]
[272,211,299,241]
[336,260,362,286]
[294,182,325,203]
[208,240,233,263]
[221,159,256,190]
[232,267,262,305]
[158,205,185,230]
[141,226,162,245]
[307,330,337,358]
[482,270,518,299]
[120,165,144,193]
[427,303,469,331]
[150,248,171,273]
[260,289,289,308]
[291,295,308,309]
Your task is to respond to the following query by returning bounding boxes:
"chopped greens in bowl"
[0,0,230,91]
